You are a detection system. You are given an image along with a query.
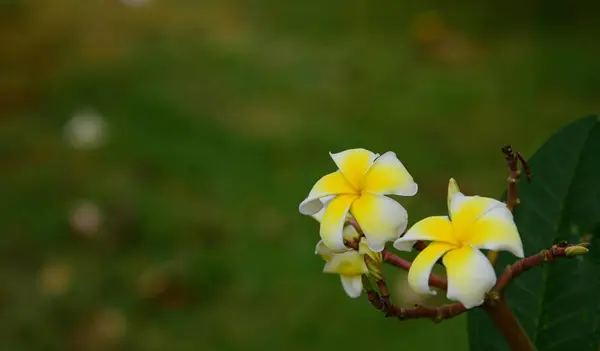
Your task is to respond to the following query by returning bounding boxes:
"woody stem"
[483,297,537,351]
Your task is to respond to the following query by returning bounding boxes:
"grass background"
[1,0,600,350]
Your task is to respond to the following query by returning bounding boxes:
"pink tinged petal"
[329,148,377,190]
[450,193,506,241]
[350,193,408,252]
[393,216,459,252]
[323,251,368,276]
[340,275,363,298]
[407,242,456,295]
[466,207,524,258]
[320,195,359,252]
[443,245,497,309]
[363,151,418,196]
[299,171,356,215]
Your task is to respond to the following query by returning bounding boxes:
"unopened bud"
[359,238,382,265]
[447,178,461,213]
[359,240,382,281]
[565,245,589,257]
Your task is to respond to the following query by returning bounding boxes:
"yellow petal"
[299,171,356,215]
[393,216,459,252]
[447,178,460,216]
[443,245,496,308]
[465,207,524,258]
[407,242,456,295]
[320,194,358,252]
[450,193,505,241]
[311,196,335,223]
[323,251,368,276]
[330,149,377,190]
[350,193,408,252]
[363,151,418,196]
[340,275,363,298]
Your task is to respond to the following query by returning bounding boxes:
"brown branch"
[495,243,588,293]
[484,242,588,351]
[366,288,467,321]
[489,145,532,264]
[364,242,588,326]
[516,152,532,182]
[393,302,467,321]
[483,296,536,351]
[380,249,411,270]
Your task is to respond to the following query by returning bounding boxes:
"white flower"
[394,178,524,308]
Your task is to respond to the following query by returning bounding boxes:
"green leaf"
[468,116,600,351]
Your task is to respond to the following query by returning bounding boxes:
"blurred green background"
[1,0,600,350]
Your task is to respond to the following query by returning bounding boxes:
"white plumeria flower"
[393,178,524,309]
[316,233,377,298]
[300,148,418,253]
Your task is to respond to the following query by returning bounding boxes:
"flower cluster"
[299,148,524,309]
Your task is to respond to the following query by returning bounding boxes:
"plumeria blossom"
[393,178,524,308]
[316,233,378,298]
[313,206,380,298]
[299,149,418,253]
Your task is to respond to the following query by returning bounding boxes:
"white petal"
[311,195,336,223]
[407,242,455,295]
[447,178,461,216]
[393,239,418,252]
[315,240,338,261]
[342,224,360,243]
[340,275,363,298]
[443,245,497,309]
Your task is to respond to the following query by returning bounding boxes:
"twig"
[501,144,522,212]
[484,243,587,351]
[364,242,588,324]
[376,279,393,315]
[489,145,531,264]
[366,288,467,322]
[494,244,588,293]
[516,152,532,182]
[393,303,467,322]
[380,249,411,270]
